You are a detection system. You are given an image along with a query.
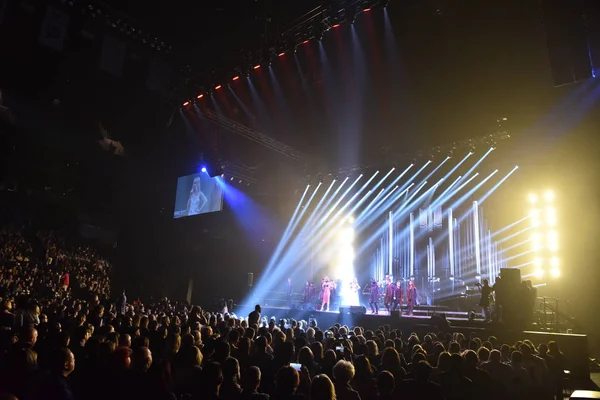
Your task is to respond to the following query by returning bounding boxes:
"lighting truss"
[177,0,384,102]
[328,131,511,176]
[222,162,259,186]
[192,107,309,165]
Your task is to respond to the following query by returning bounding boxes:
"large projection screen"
[173,173,224,218]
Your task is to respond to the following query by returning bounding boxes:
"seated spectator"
[241,365,269,399]
[376,371,394,400]
[332,360,360,400]
[310,374,336,400]
[220,357,242,400]
[350,355,377,400]
[398,360,444,400]
[271,365,307,400]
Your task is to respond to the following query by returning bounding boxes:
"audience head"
[333,360,355,385]
[310,374,336,400]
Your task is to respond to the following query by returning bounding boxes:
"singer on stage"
[392,280,403,313]
[384,277,394,313]
[406,280,417,315]
[320,277,334,312]
[369,279,380,314]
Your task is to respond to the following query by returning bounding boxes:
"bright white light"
[547,231,558,251]
[531,234,542,249]
[544,190,555,202]
[346,215,355,224]
[534,257,543,267]
[534,268,545,278]
[338,227,354,244]
[550,257,559,267]
[551,267,560,278]
[528,193,538,204]
[546,207,557,227]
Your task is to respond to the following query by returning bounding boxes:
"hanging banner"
[39,6,70,51]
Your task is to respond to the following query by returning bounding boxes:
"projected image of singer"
[186,176,208,216]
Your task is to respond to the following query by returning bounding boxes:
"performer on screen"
[369,279,380,314]
[384,277,394,313]
[392,280,403,313]
[406,280,417,315]
[186,176,208,216]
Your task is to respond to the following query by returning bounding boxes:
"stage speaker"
[339,306,367,315]
[501,268,521,287]
[247,273,254,287]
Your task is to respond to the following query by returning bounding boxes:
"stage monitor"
[173,173,223,219]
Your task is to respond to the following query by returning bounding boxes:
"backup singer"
[384,278,394,313]
[392,280,403,313]
[477,279,492,322]
[303,281,312,304]
[369,279,380,314]
[406,280,417,315]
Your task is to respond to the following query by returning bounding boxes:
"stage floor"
[256,304,484,323]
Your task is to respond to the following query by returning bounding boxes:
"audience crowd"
[0,223,570,400]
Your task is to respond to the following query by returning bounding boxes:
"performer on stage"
[392,280,403,313]
[384,277,394,313]
[303,281,311,304]
[320,277,334,312]
[477,279,492,322]
[345,278,361,306]
[406,280,417,315]
[286,278,293,306]
[369,279,380,314]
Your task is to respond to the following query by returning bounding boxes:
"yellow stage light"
[550,257,559,267]
[551,267,560,278]
[544,190,555,202]
[534,257,543,267]
[534,268,545,278]
[528,193,538,204]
